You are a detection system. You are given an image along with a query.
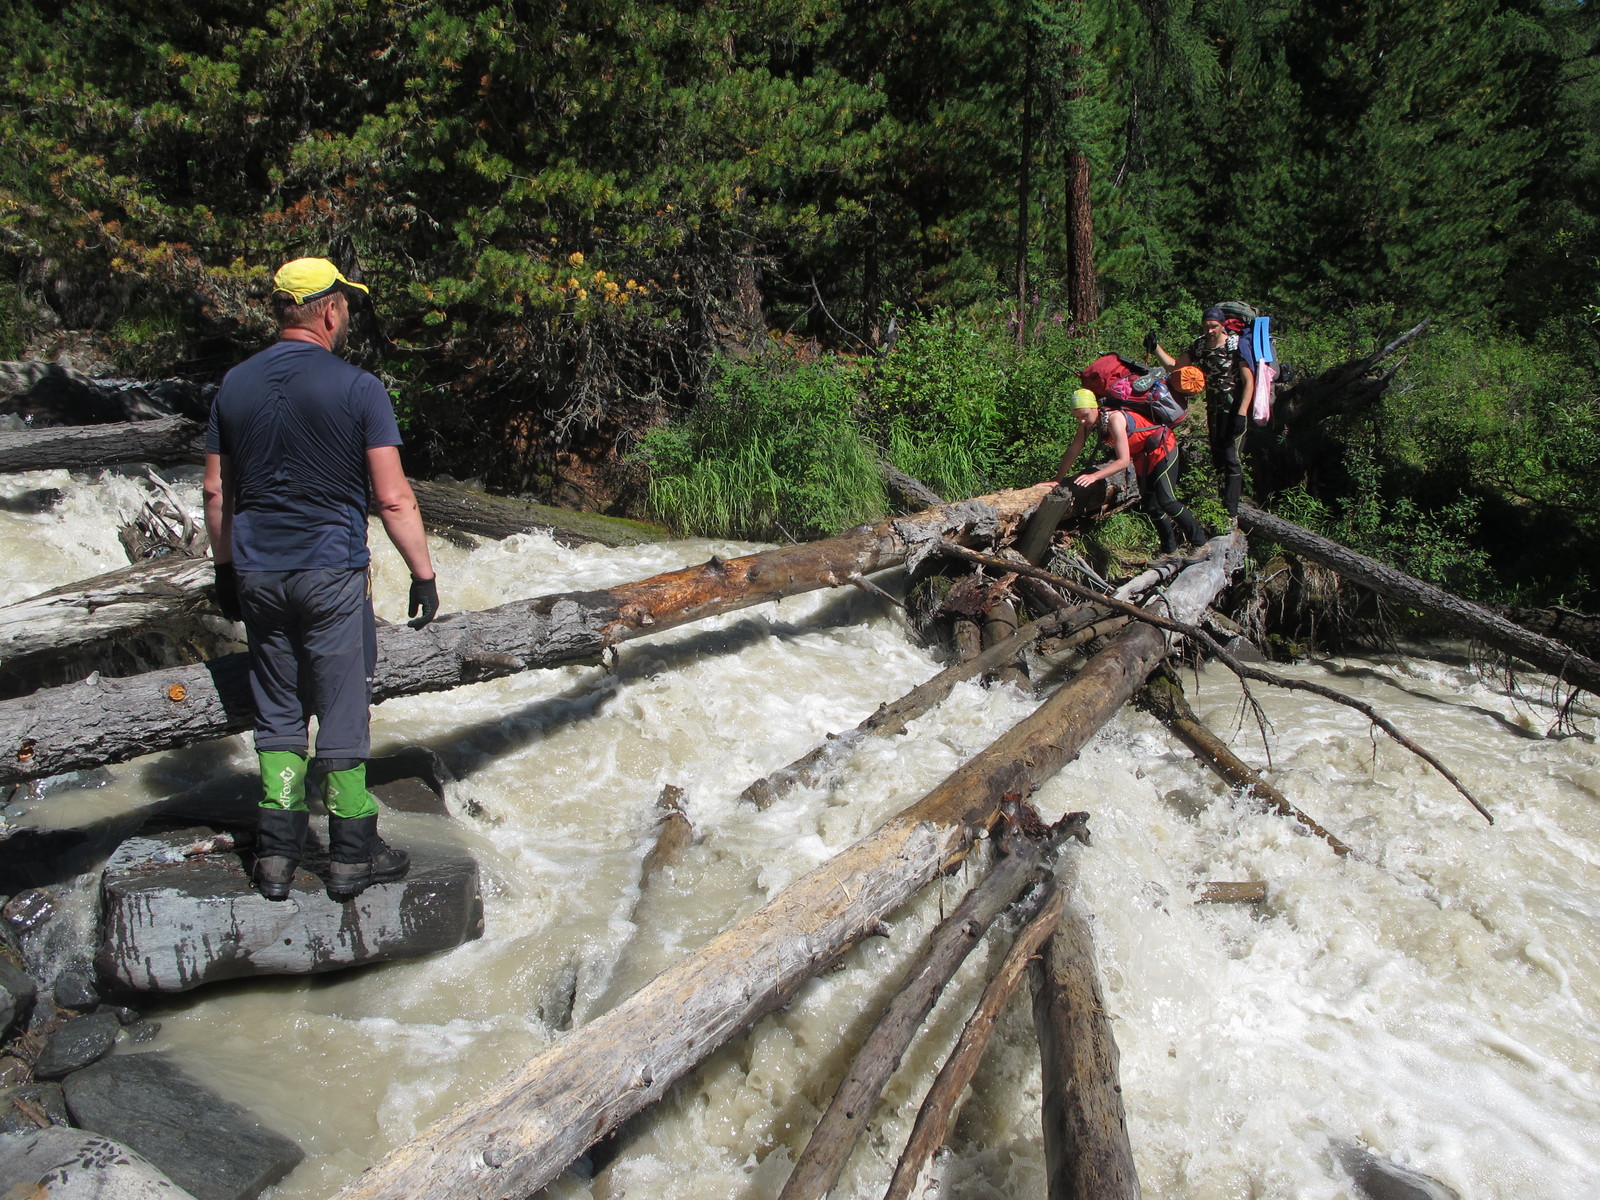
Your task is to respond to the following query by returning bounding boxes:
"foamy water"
[4,468,1599,1199]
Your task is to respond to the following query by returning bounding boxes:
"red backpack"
[1080,353,1134,397]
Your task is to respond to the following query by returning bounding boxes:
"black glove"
[214,562,243,623]
[408,576,440,629]
[1143,329,1160,355]
[1229,413,1248,438]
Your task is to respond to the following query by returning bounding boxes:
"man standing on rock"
[203,257,440,903]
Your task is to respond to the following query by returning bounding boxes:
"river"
[3,465,1599,1199]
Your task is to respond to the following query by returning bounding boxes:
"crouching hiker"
[1050,388,1209,554]
[203,257,442,903]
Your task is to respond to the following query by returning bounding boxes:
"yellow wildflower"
[567,251,584,265]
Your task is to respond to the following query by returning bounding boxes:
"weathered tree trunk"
[1501,605,1600,662]
[1011,470,1138,567]
[952,616,983,664]
[327,537,1242,1200]
[1239,504,1600,698]
[884,871,1068,1200]
[1031,894,1141,1200]
[742,603,1100,809]
[0,416,205,473]
[1139,669,1350,856]
[405,478,667,549]
[638,783,693,885]
[0,486,1052,785]
[880,463,945,513]
[0,556,222,677]
[981,598,1030,691]
[1193,881,1267,904]
[778,820,1055,1200]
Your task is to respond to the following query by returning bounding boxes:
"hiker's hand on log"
[408,575,440,629]
[213,562,242,623]
[1072,472,1099,489]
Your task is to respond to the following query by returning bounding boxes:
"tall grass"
[638,356,888,540]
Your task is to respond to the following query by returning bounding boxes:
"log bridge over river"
[2,404,1597,1200]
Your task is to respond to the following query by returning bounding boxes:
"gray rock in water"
[0,1125,201,1200]
[0,1081,70,1133]
[1334,1141,1461,1200]
[54,968,100,1012]
[97,824,482,993]
[63,1053,299,1200]
[0,960,37,1037]
[34,1010,121,1080]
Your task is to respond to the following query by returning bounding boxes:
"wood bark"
[981,598,1030,691]
[1193,882,1267,904]
[1030,894,1142,1200]
[328,536,1241,1200]
[741,604,1099,809]
[1011,470,1138,567]
[0,486,1052,785]
[0,416,205,473]
[1501,605,1600,662]
[639,783,694,885]
[778,822,1053,1200]
[405,478,667,549]
[879,463,945,513]
[1139,670,1350,857]
[0,556,221,675]
[884,874,1068,1200]
[1238,504,1600,698]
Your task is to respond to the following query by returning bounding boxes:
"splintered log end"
[1192,881,1267,905]
[1053,810,1091,846]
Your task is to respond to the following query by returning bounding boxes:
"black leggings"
[1206,392,1245,517]
[1140,453,1209,554]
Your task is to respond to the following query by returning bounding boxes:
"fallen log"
[883,869,1068,1200]
[942,540,1492,823]
[0,556,223,683]
[0,485,1052,785]
[405,478,668,549]
[880,463,945,512]
[980,597,1030,691]
[1031,888,1141,1200]
[637,783,694,885]
[739,602,1102,809]
[328,536,1242,1200]
[0,415,205,473]
[778,813,1066,1200]
[1500,605,1600,663]
[1139,669,1350,856]
[1192,881,1267,904]
[1239,504,1600,699]
[1011,469,1138,567]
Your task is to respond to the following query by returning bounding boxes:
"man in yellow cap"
[203,257,440,902]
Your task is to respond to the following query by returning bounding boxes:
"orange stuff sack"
[1169,365,1206,396]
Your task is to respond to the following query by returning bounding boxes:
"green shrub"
[637,355,887,540]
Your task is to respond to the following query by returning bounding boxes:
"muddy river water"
[4,466,1599,1199]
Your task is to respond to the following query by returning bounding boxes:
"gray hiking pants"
[237,567,377,761]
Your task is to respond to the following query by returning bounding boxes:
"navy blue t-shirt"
[207,340,403,571]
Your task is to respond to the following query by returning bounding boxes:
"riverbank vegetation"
[2,0,1598,606]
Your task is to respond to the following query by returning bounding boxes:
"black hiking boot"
[253,808,310,902]
[326,814,410,901]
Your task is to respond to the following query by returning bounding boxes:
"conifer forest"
[3,0,1599,609]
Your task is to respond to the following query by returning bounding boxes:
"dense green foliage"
[3,0,1599,602]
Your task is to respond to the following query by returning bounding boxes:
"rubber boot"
[253,750,309,901]
[326,814,411,901]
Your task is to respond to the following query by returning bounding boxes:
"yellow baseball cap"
[1070,388,1099,409]
[271,257,370,305]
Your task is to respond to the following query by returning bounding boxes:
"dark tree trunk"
[0,416,205,473]
[1238,504,1600,698]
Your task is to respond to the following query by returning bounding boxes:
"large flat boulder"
[63,1053,297,1200]
[96,824,482,993]
[0,1125,201,1200]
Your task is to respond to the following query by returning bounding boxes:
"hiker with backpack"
[1149,305,1255,519]
[1050,387,1209,555]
